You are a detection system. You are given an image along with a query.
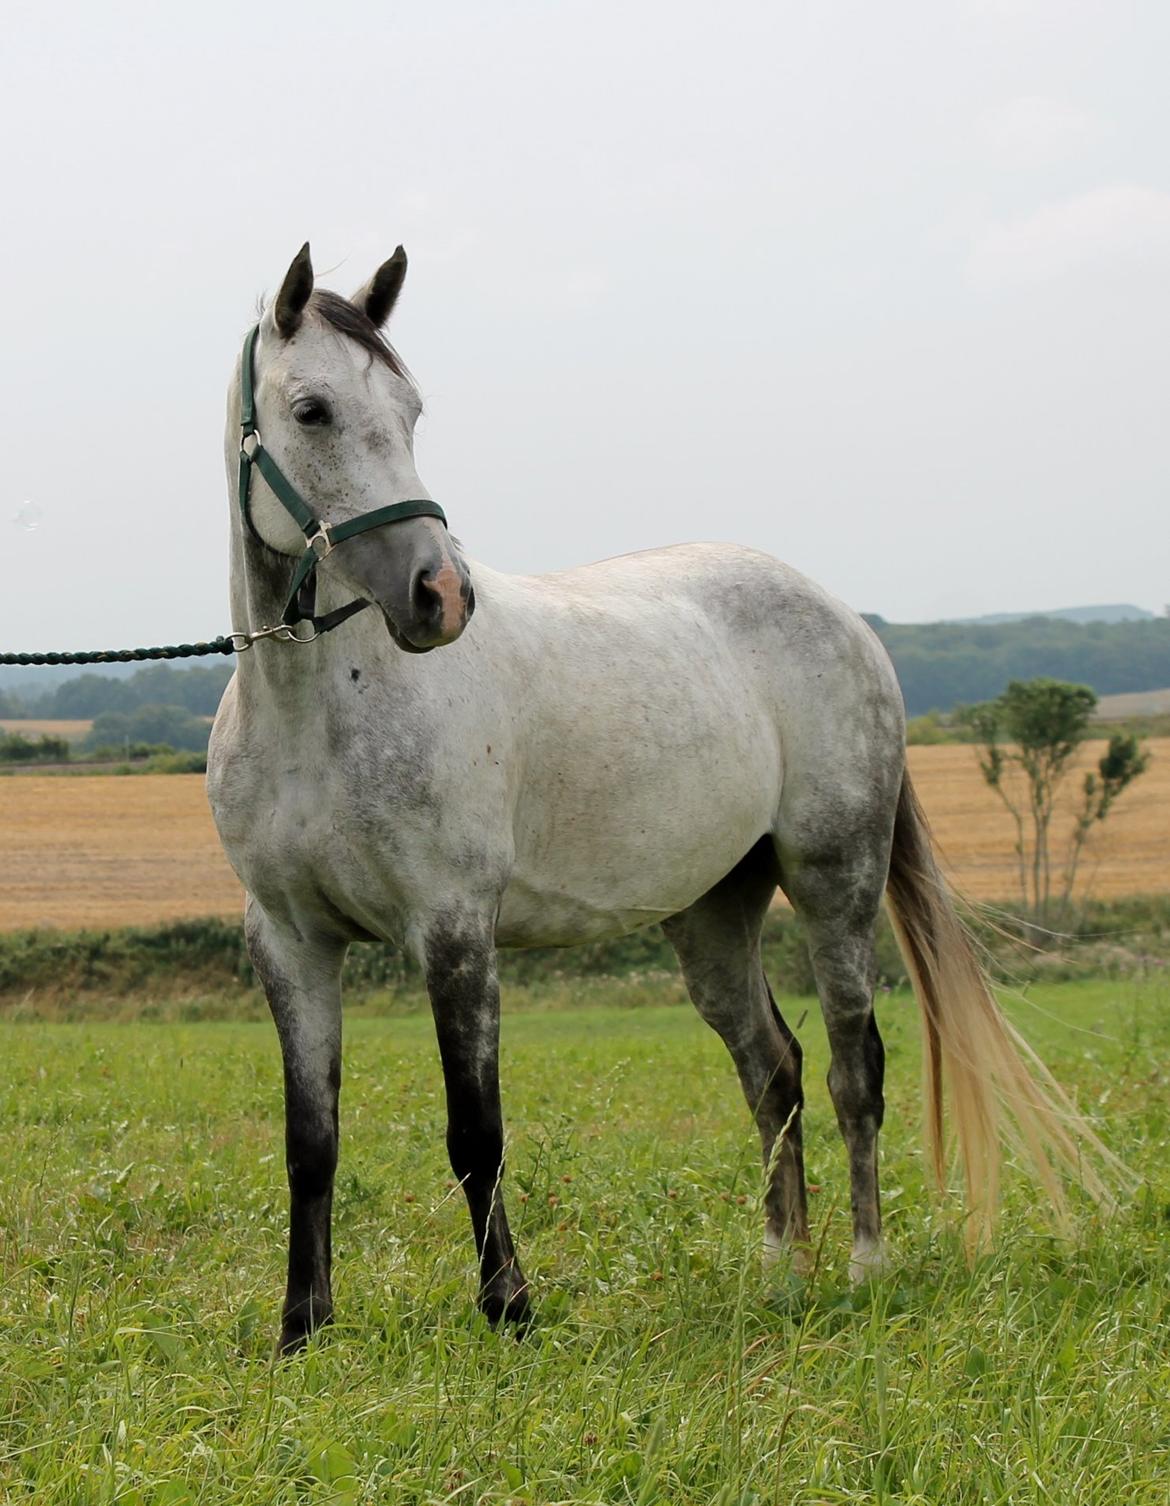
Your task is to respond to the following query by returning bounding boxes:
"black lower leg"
[247,908,345,1354]
[281,1058,340,1347]
[760,983,810,1251]
[426,925,529,1325]
[821,988,886,1272]
[663,842,811,1262]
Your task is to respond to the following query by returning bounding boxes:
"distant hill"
[863,614,1170,717]
[952,604,1155,627]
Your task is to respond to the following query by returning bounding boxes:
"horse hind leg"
[774,806,894,1285]
[663,838,811,1272]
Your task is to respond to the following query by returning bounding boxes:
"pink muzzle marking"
[429,560,467,638]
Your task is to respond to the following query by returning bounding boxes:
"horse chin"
[380,607,437,655]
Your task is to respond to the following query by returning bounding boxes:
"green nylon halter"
[237,323,448,633]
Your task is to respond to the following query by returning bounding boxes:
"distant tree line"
[0,662,233,721]
[84,705,212,754]
[0,663,233,759]
[864,614,1170,717]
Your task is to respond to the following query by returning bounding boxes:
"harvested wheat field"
[0,740,1166,931]
[0,719,92,739]
[1,775,242,930]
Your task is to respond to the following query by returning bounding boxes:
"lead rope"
[0,623,318,667]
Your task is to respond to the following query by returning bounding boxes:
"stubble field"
[0,720,92,740]
[1,740,1167,931]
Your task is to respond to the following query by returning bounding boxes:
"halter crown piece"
[237,324,448,636]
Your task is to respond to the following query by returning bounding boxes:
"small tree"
[1062,731,1151,909]
[963,678,1150,924]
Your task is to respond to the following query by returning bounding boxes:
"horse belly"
[496,710,779,948]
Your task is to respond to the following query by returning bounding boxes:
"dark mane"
[310,288,413,384]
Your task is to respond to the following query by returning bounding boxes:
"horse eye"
[292,398,331,426]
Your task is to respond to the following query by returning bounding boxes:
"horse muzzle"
[389,554,476,653]
[331,518,474,653]
[403,554,472,647]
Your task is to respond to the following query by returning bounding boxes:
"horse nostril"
[410,567,442,624]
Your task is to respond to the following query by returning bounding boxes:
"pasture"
[1,740,1168,933]
[1,975,1167,1503]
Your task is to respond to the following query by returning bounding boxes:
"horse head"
[232,243,473,653]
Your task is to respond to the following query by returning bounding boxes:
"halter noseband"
[237,323,448,635]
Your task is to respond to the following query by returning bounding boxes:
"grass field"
[1,975,1168,1503]
[1,739,1167,931]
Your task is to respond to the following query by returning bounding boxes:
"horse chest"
[209,716,448,934]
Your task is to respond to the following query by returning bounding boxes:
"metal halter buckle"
[229,622,320,652]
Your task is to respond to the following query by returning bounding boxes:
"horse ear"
[273,242,314,337]
[353,246,407,327]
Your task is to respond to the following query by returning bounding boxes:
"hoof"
[479,1266,532,1330]
[848,1239,891,1287]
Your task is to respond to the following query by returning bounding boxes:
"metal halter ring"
[308,526,335,559]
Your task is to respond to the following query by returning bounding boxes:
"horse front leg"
[246,902,347,1353]
[423,917,530,1326]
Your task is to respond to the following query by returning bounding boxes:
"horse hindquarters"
[663,840,811,1269]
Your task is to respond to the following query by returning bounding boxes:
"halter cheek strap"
[237,323,448,634]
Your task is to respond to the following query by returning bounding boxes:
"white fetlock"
[848,1237,891,1286]
[764,1228,813,1277]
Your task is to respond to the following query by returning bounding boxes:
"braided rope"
[1,639,237,667]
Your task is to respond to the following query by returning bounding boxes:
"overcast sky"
[2,0,1167,651]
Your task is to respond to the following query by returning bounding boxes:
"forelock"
[309,289,414,388]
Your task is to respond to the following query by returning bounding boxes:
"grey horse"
[209,244,1117,1353]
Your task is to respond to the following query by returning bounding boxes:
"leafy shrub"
[905,711,956,745]
[81,741,174,763]
[0,731,70,763]
[137,750,208,774]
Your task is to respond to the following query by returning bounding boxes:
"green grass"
[1,977,1168,1504]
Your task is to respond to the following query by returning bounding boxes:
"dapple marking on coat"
[208,243,1121,1354]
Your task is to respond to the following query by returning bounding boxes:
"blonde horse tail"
[884,770,1126,1248]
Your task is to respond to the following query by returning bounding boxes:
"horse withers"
[208,244,1120,1353]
